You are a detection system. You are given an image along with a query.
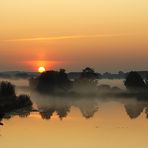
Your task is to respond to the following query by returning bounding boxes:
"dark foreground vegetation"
[0,81,32,125]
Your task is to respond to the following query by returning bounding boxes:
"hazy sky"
[0,0,148,72]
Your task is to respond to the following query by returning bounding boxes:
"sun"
[38,66,46,73]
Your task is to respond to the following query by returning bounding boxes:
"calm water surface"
[0,79,148,148]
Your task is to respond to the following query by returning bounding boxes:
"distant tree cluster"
[37,69,72,93]
[30,67,100,94]
[80,67,98,79]
[124,71,148,91]
[72,67,98,93]
[30,68,148,95]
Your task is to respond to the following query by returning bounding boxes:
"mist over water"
[99,79,125,89]
[0,78,145,119]
[1,78,148,148]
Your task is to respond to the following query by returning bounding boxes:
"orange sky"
[0,0,148,72]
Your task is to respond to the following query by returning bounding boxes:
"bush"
[0,81,15,97]
[124,71,147,91]
[17,95,32,107]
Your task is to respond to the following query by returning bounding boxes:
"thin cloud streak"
[1,33,133,42]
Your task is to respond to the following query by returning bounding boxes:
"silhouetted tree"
[0,81,15,97]
[124,71,147,91]
[0,81,32,115]
[80,67,98,79]
[37,69,72,94]
[72,67,98,93]
[17,95,32,107]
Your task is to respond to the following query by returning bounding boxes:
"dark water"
[0,79,148,148]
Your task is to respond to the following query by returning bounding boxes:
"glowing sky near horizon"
[0,0,148,72]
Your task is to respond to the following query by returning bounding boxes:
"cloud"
[1,33,132,42]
